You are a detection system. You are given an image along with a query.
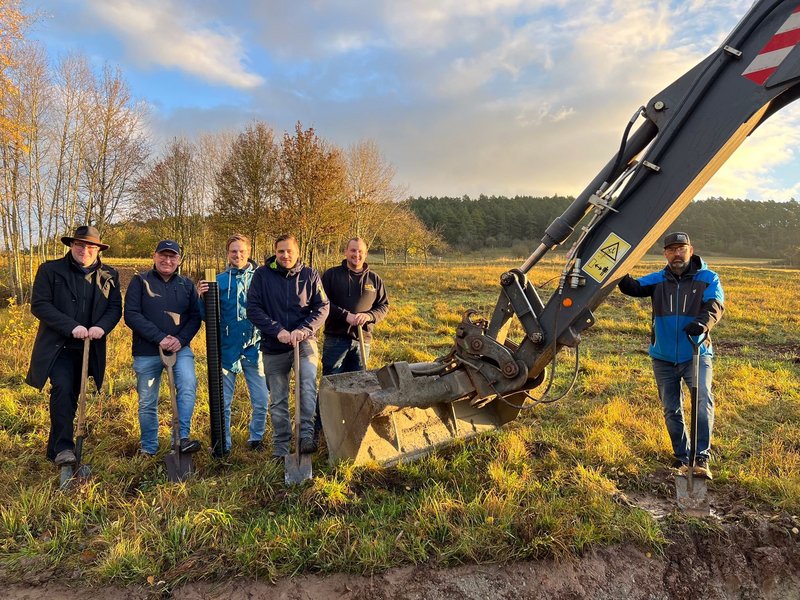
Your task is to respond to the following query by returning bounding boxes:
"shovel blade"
[284,452,312,485]
[58,463,92,490]
[165,450,194,482]
[675,474,710,516]
[59,465,74,490]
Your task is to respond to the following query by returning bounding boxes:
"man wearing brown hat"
[26,225,122,466]
[618,232,724,479]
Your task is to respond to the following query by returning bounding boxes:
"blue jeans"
[262,340,319,456]
[133,347,197,454]
[222,354,269,451]
[321,335,370,375]
[652,356,714,463]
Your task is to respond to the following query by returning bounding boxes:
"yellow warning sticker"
[582,233,632,283]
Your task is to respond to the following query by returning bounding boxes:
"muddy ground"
[4,488,799,600]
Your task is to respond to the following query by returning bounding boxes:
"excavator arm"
[320,0,800,464]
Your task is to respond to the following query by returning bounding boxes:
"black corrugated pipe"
[204,272,226,458]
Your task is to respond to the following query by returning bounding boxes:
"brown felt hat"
[61,225,109,251]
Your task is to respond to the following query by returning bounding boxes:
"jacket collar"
[341,259,369,275]
[266,255,304,277]
[664,254,704,280]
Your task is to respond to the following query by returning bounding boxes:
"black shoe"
[54,449,77,466]
[248,440,265,452]
[692,458,712,480]
[179,438,201,454]
[300,437,318,454]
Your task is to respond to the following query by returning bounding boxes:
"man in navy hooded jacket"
[618,232,724,479]
[246,234,329,458]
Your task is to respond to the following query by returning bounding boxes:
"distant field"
[0,258,798,586]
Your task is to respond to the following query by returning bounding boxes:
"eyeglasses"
[72,242,100,251]
[156,253,180,262]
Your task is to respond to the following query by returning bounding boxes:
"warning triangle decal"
[600,242,620,261]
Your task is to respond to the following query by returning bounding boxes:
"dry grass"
[0,258,798,585]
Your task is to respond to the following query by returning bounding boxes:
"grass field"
[0,257,798,589]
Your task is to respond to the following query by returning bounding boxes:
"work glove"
[683,322,707,336]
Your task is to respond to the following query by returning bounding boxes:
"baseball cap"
[155,240,181,254]
[663,232,691,248]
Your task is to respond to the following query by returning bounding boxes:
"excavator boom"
[320,0,800,465]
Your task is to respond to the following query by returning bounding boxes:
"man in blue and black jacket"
[618,231,724,479]
[247,234,329,459]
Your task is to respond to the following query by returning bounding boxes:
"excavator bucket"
[318,362,521,465]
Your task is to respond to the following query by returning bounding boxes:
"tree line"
[0,6,440,302]
[409,195,800,260]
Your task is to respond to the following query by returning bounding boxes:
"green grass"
[0,258,798,585]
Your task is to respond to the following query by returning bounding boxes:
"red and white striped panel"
[742,4,800,85]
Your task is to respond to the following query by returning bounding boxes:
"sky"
[28,0,800,202]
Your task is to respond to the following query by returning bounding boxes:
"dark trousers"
[47,348,83,461]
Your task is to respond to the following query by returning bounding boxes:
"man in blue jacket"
[247,234,329,459]
[198,234,269,453]
[618,232,724,479]
[124,240,202,456]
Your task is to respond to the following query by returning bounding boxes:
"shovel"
[160,348,195,482]
[675,333,710,516]
[60,338,92,490]
[285,342,312,485]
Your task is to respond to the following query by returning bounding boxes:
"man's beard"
[669,259,687,273]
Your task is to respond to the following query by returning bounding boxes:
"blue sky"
[29,0,800,201]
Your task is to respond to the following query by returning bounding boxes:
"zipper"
[674,280,681,364]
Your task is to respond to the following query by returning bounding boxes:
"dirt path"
[4,515,799,600]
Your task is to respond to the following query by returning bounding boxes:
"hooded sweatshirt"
[246,255,329,354]
[321,260,389,342]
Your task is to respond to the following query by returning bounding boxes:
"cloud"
[77,0,800,203]
[87,0,263,89]
[700,104,800,201]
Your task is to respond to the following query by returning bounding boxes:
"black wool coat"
[25,255,122,390]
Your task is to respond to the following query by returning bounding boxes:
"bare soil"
[4,509,799,600]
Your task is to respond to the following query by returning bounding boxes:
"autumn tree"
[278,122,347,266]
[81,64,148,232]
[213,122,279,259]
[0,0,27,149]
[344,139,406,243]
[134,137,205,269]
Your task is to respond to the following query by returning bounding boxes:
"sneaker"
[139,449,157,458]
[179,438,202,454]
[670,459,688,475]
[248,440,265,452]
[54,449,76,466]
[692,458,713,480]
[300,437,318,454]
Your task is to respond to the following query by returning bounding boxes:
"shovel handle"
[159,346,177,368]
[159,347,181,451]
[357,325,368,370]
[684,331,707,475]
[294,342,301,454]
